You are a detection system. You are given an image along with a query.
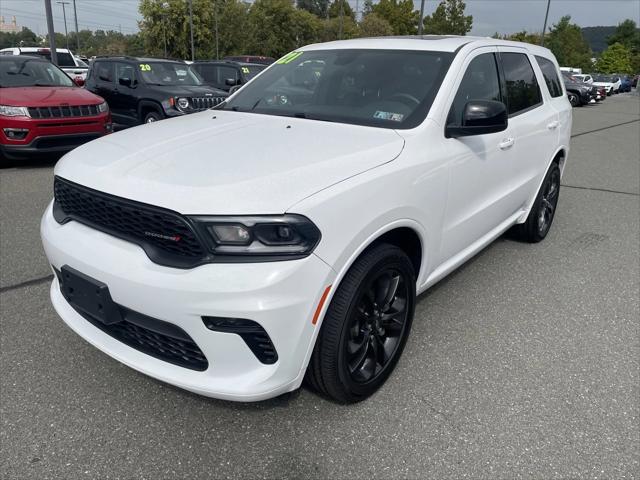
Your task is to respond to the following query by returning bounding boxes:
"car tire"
[510,162,561,243]
[143,111,163,124]
[305,243,416,403]
[567,92,580,107]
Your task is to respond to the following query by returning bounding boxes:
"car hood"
[1,86,103,106]
[55,110,405,214]
[564,81,589,90]
[147,84,227,97]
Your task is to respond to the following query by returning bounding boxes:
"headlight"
[190,214,321,260]
[0,105,30,117]
[176,97,190,110]
[97,101,109,113]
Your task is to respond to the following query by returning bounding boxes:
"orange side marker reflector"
[312,285,332,325]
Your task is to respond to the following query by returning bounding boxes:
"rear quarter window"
[501,52,543,116]
[535,55,564,98]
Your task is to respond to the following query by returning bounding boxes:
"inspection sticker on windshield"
[374,111,404,122]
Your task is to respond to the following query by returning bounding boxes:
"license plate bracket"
[60,265,122,325]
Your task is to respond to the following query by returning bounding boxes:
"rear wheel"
[305,244,416,403]
[511,162,561,243]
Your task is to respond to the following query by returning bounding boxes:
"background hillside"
[582,26,618,52]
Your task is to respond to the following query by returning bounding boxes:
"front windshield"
[0,58,74,87]
[220,49,454,129]
[594,75,612,82]
[139,62,202,86]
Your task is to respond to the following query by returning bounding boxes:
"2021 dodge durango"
[41,37,571,403]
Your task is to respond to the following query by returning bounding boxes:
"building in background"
[0,16,21,33]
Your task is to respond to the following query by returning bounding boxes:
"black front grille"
[191,96,226,110]
[29,104,100,119]
[53,176,208,268]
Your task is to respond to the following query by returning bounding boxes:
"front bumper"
[0,112,111,159]
[41,202,336,401]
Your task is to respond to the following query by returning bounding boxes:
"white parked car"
[0,47,88,83]
[41,37,572,403]
[572,73,593,84]
[592,74,621,95]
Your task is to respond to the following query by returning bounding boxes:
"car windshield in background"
[220,49,454,129]
[31,51,76,67]
[243,64,266,80]
[0,57,74,87]
[594,75,612,82]
[139,62,202,86]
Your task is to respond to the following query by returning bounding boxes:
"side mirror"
[118,77,134,88]
[73,76,85,87]
[225,78,238,86]
[445,100,508,138]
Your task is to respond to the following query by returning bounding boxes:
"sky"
[1,0,639,38]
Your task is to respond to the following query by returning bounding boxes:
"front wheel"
[510,162,561,243]
[305,244,416,403]
[143,111,163,123]
[567,92,580,107]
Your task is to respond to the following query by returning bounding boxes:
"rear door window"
[534,55,563,98]
[500,52,543,115]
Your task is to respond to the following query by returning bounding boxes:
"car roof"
[94,56,185,64]
[0,54,48,62]
[1,47,72,53]
[300,35,554,56]
[192,60,265,67]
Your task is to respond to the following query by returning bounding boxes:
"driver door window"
[116,63,135,87]
[448,53,501,126]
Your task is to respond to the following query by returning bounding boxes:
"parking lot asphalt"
[1,94,639,479]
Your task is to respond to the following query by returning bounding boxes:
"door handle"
[547,120,560,130]
[499,137,515,150]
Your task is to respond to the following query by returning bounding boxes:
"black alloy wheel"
[510,162,561,243]
[346,268,410,384]
[536,165,560,237]
[305,243,416,403]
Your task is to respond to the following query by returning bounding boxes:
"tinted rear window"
[501,52,542,115]
[535,55,563,98]
[30,51,76,67]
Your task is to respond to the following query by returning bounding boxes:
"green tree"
[319,16,358,42]
[370,0,418,36]
[546,16,593,71]
[328,0,355,21]
[596,42,633,73]
[297,0,330,18]
[0,27,41,49]
[504,30,542,45]
[423,0,472,36]
[139,0,250,60]
[358,13,394,37]
[607,19,640,72]
[245,0,321,57]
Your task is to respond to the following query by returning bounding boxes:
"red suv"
[0,55,111,162]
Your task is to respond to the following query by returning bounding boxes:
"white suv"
[41,37,571,403]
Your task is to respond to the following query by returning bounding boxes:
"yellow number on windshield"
[139,64,151,71]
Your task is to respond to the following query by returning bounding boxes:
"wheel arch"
[517,147,567,223]
[137,100,164,123]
